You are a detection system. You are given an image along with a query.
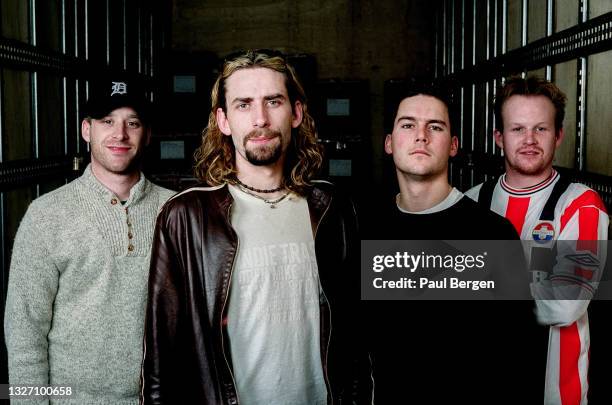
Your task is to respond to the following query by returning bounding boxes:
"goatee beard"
[243,129,282,166]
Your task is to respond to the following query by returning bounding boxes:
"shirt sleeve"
[539,188,606,405]
[535,188,608,326]
[4,205,59,404]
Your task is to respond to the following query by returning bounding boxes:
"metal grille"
[0,157,77,190]
[438,4,612,204]
[0,38,82,74]
[447,11,612,81]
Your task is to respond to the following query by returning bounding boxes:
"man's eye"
[237,103,249,110]
[512,127,523,132]
[267,100,279,106]
[430,125,443,131]
[401,123,414,129]
[103,119,113,125]
[128,121,141,128]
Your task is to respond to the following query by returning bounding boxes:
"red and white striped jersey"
[466,169,609,405]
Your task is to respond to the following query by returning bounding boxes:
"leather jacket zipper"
[220,201,240,404]
[314,195,334,404]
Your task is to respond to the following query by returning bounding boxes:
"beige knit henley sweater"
[5,165,174,404]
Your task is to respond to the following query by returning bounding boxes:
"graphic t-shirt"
[227,185,326,405]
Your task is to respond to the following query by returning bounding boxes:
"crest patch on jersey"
[532,222,555,243]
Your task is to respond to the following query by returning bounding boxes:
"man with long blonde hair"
[142,49,371,404]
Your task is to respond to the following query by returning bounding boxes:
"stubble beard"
[510,152,553,177]
[92,144,142,175]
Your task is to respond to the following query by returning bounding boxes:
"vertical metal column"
[61,0,68,155]
[29,0,40,161]
[493,0,498,58]
[123,0,127,70]
[493,0,508,156]
[521,0,528,46]
[502,0,507,54]
[75,0,80,58]
[486,0,491,61]
[75,0,82,154]
[461,0,466,71]
[84,0,89,61]
[450,0,455,74]
[106,0,111,66]
[442,0,448,76]
[460,0,466,148]
[84,0,90,154]
[149,11,154,78]
[484,0,492,153]
[546,0,553,80]
[137,6,142,74]
[576,0,588,171]
[0,70,4,163]
[521,0,528,77]
[472,0,477,67]
[470,0,477,185]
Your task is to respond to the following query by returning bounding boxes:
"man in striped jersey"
[466,76,608,405]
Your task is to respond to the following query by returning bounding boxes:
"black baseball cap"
[84,74,151,124]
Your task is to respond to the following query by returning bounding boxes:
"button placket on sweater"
[109,196,135,253]
[125,205,134,252]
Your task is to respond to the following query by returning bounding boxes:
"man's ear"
[384,134,393,155]
[81,119,91,143]
[449,136,459,157]
[145,127,152,146]
[216,108,232,136]
[494,129,503,149]
[292,100,303,128]
[555,127,564,148]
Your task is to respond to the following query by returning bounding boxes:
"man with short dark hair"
[141,49,371,404]
[5,75,174,403]
[366,82,541,403]
[466,76,608,405]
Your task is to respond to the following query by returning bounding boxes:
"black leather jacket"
[141,182,372,404]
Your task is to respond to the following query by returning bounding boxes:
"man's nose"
[111,122,129,140]
[524,128,537,144]
[415,125,429,142]
[253,104,269,128]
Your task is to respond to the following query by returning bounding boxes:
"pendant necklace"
[236,184,290,209]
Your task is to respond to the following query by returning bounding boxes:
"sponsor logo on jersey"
[565,253,600,267]
[532,222,555,243]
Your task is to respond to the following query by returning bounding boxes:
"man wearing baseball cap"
[5,74,174,403]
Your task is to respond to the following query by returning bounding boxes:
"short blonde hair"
[495,76,567,133]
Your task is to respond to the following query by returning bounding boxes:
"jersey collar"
[500,169,558,196]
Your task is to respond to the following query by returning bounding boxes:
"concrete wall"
[171,0,436,180]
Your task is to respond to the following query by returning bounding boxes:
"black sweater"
[362,196,548,404]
